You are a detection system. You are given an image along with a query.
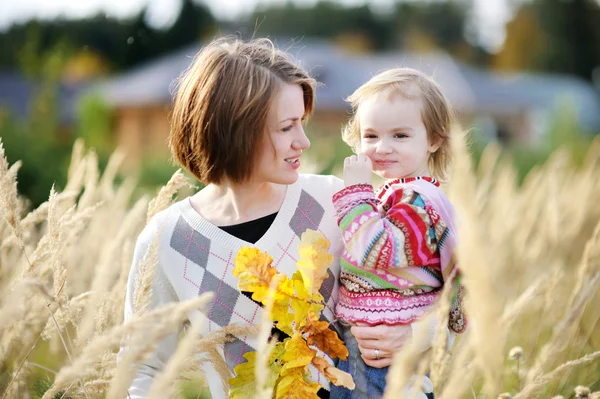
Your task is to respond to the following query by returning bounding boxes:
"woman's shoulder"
[135,199,188,247]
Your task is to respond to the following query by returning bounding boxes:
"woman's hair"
[170,37,316,184]
[342,68,455,180]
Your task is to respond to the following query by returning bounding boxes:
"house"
[0,71,85,126]
[90,38,600,164]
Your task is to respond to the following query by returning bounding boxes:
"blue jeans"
[330,324,434,399]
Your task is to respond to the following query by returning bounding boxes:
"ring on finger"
[374,349,380,360]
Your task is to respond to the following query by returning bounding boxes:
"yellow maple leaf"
[304,312,348,360]
[229,344,285,398]
[273,307,294,337]
[309,291,325,315]
[233,247,285,304]
[297,230,333,295]
[281,332,316,375]
[290,297,310,330]
[275,368,321,399]
[311,356,355,390]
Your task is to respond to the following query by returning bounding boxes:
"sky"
[0,0,514,52]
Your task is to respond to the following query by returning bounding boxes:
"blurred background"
[1,0,599,206]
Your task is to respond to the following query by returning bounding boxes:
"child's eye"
[363,134,377,139]
[394,133,408,139]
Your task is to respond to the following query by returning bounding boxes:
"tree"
[492,4,547,72]
[495,0,600,81]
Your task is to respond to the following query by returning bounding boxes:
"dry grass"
[0,134,599,398]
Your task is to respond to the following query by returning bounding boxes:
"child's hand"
[343,153,373,187]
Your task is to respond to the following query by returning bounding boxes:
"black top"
[217,213,330,398]
[218,212,278,244]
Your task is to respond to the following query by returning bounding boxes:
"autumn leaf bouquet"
[229,230,355,398]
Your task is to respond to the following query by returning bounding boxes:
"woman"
[120,37,419,398]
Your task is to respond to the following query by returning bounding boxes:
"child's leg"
[330,324,436,399]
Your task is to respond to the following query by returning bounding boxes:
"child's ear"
[428,134,443,153]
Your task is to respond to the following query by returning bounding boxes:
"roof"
[92,38,600,131]
[0,71,87,124]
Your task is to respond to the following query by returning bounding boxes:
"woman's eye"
[282,125,294,132]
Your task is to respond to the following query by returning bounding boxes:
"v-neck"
[177,179,302,251]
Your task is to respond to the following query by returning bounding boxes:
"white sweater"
[120,174,346,398]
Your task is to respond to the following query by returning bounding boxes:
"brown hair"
[169,37,316,184]
[342,68,455,180]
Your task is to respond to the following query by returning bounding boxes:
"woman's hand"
[350,322,412,368]
[343,153,373,187]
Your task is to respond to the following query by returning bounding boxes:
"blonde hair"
[170,37,316,184]
[342,68,454,180]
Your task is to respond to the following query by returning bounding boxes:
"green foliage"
[1,33,76,208]
[75,93,115,160]
[31,378,68,399]
[249,1,393,50]
[0,0,216,72]
[136,155,197,198]
[468,100,597,183]
[533,0,600,81]
[179,380,212,399]
[245,0,473,55]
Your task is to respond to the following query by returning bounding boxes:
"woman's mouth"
[285,157,301,169]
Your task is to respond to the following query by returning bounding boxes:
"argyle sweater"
[120,174,345,398]
[333,177,466,333]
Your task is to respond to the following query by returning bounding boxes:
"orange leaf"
[304,312,348,360]
[311,357,355,390]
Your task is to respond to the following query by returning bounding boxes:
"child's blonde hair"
[342,67,454,180]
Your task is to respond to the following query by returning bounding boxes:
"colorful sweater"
[332,176,466,333]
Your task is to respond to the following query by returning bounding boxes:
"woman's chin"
[272,171,299,185]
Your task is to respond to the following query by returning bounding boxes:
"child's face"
[358,92,439,180]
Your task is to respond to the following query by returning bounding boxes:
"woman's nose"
[293,125,311,150]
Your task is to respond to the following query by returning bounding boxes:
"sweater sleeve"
[118,220,181,399]
[332,184,433,270]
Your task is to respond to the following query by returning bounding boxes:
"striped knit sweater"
[332,176,466,333]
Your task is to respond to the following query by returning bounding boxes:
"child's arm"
[333,182,434,271]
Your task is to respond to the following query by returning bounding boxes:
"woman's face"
[253,83,311,185]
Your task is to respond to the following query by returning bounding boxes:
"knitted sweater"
[120,174,345,398]
[333,177,466,333]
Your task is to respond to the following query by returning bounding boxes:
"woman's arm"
[118,223,181,398]
[350,315,457,368]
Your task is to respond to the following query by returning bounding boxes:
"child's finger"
[357,153,368,163]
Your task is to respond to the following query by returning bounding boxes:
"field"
[0,132,599,399]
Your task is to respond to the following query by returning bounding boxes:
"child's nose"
[376,141,392,154]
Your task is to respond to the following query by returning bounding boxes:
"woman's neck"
[190,180,287,226]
